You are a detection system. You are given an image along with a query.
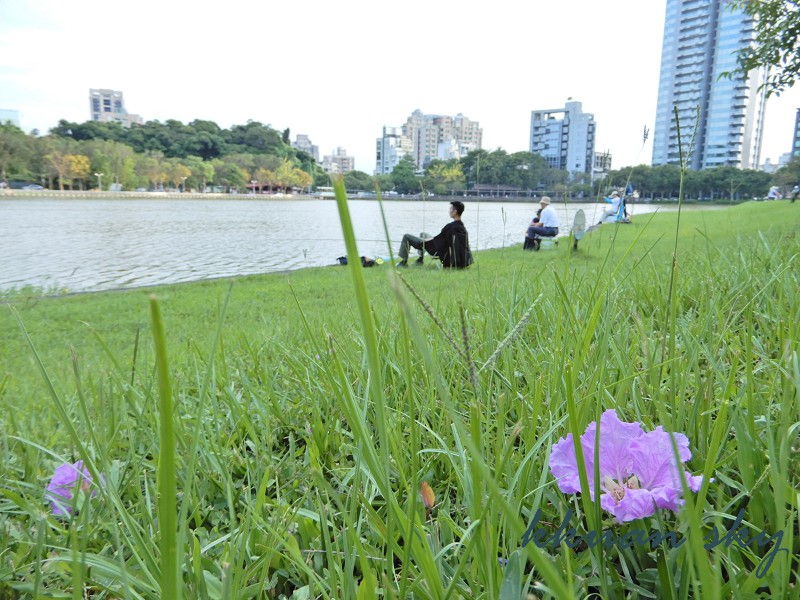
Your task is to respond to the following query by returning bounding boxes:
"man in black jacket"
[396,201,472,268]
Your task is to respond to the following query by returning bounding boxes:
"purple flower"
[549,409,704,523]
[46,460,96,516]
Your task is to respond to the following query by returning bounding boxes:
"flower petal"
[586,410,644,484]
[600,487,657,522]
[550,433,587,494]
[45,460,93,516]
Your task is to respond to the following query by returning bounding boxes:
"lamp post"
[94,172,103,191]
[251,179,257,195]
[181,176,187,193]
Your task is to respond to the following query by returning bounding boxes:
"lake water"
[0,197,673,293]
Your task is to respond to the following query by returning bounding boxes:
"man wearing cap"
[524,196,559,249]
[600,190,623,224]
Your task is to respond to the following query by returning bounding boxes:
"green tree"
[42,137,72,190]
[214,161,247,192]
[0,122,34,181]
[724,0,800,96]
[183,155,215,191]
[772,158,800,193]
[424,160,465,195]
[134,153,165,190]
[373,174,393,194]
[391,155,420,194]
[343,170,375,192]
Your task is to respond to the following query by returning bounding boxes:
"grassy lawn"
[0,200,798,598]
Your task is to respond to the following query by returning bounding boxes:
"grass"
[0,199,798,598]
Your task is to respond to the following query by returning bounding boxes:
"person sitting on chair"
[599,191,623,224]
[524,196,559,249]
[396,201,473,268]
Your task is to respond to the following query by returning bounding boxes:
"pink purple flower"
[549,409,704,523]
[46,460,96,516]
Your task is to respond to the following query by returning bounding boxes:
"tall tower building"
[652,0,766,170]
[529,100,596,176]
[792,108,800,159]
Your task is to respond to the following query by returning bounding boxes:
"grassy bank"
[1,200,798,598]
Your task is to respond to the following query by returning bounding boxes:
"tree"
[391,155,420,194]
[424,160,465,195]
[165,159,191,190]
[135,153,165,190]
[343,170,375,192]
[0,122,34,181]
[724,0,800,96]
[274,159,296,192]
[771,158,800,192]
[42,138,72,190]
[65,154,91,190]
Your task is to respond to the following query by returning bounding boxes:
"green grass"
[0,200,798,599]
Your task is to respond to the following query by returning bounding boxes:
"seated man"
[599,190,623,224]
[397,201,472,268]
[524,196,559,249]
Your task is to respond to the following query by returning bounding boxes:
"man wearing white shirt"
[525,196,559,249]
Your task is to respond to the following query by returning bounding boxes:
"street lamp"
[94,172,103,191]
[181,176,188,193]
[251,179,257,195]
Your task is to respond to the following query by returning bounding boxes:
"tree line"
[1,118,796,198]
[0,119,321,192]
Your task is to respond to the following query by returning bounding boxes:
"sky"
[1,0,798,174]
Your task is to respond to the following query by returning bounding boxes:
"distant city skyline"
[1,0,798,174]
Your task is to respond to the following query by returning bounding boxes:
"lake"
[0,197,673,293]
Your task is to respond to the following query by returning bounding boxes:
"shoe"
[415,257,424,265]
[396,260,408,268]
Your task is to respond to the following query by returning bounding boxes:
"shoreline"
[0,188,747,204]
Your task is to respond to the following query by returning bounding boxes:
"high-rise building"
[89,89,143,127]
[413,110,481,168]
[322,147,355,174]
[652,0,766,170]
[375,126,413,175]
[529,100,596,175]
[0,109,21,128]
[292,134,319,162]
[792,108,800,159]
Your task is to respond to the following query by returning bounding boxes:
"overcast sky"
[1,0,798,173]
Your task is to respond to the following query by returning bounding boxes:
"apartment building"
[376,110,482,174]
[529,100,596,175]
[651,0,766,169]
[89,89,143,127]
[292,134,319,162]
[322,147,355,174]
[375,126,413,175]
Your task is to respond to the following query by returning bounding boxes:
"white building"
[322,147,355,174]
[292,134,319,162]
[529,100,596,175]
[377,110,482,173]
[89,89,143,127]
[375,126,413,175]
